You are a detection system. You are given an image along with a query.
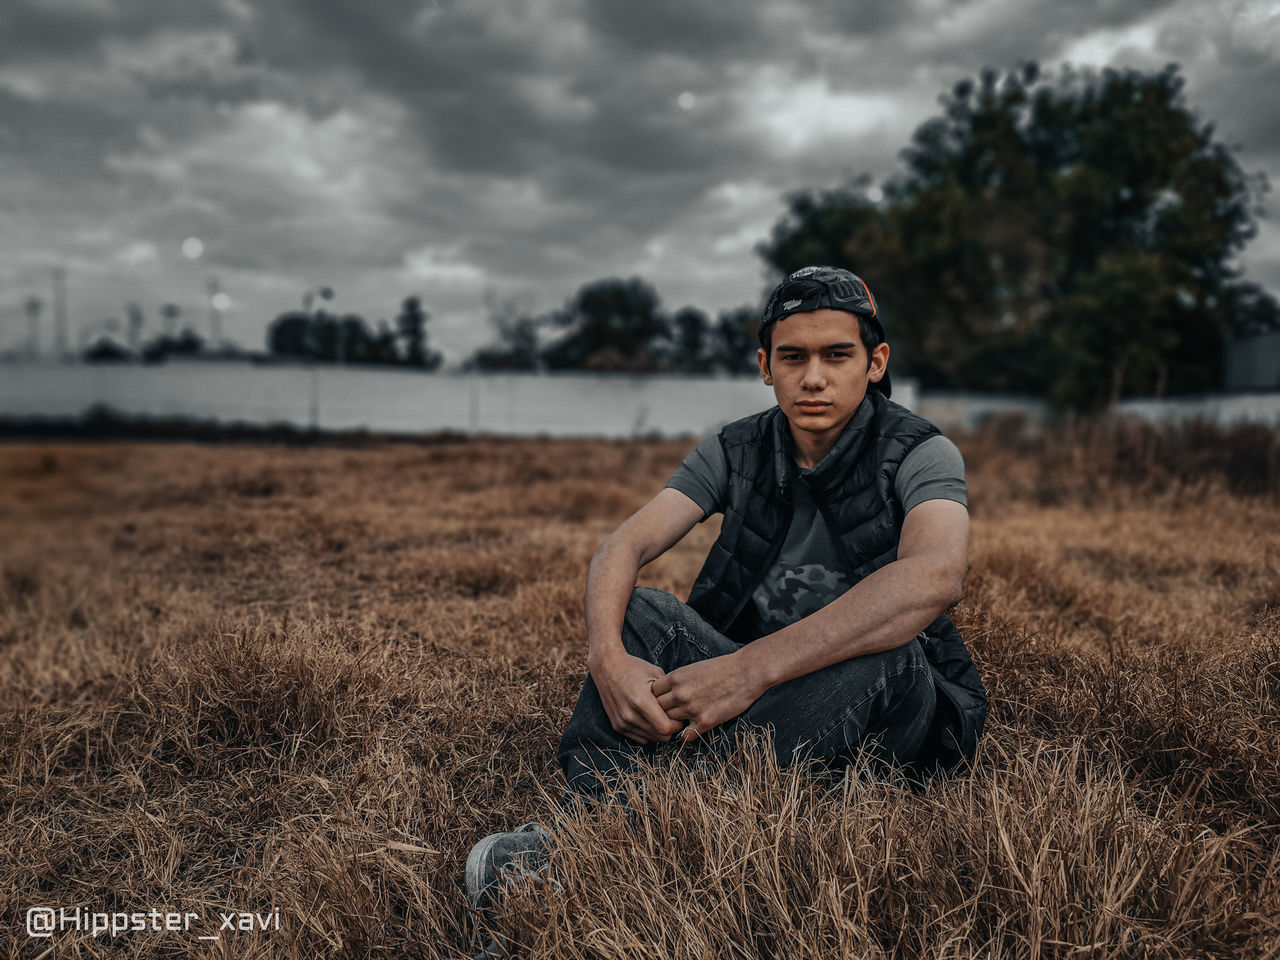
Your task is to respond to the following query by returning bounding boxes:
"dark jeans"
[557,587,936,799]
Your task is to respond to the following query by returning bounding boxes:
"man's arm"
[584,487,706,744]
[652,498,969,740]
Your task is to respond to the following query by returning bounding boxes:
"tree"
[395,296,441,370]
[267,310,403,366]
[1220,282,1280,341]
[669,306,712,373]
[371,320,401,364]
[542,277,670,372]
[709,306,761,375]
[267,312,314,358]
[469,316,543,371]
[168,327,204,355]
[312,314,376,363]
[760,62,1276,408]
[759,175,894,283]
[84,338,131,363]
[140,322,204,362]
[467,291,544,371]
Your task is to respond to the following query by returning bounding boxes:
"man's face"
[756,308,889,438]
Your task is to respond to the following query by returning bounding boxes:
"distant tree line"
[465,277,759,375]
[78,301,210,364]
[267,295,441,370]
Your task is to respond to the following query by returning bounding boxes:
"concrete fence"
[0,360,795,438]
[1,360,1277,437]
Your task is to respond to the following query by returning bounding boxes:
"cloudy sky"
[2,0,1277,362]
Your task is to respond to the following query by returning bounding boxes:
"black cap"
[760,265,891,397]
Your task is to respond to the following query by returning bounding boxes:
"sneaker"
[464,821,556,912]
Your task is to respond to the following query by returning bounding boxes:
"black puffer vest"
[686,390,987,774]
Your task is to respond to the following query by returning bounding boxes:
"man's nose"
[801,358,826,388]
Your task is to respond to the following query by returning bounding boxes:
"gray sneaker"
[464,821,556,912]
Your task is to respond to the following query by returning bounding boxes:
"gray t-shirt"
[666,432,967,635]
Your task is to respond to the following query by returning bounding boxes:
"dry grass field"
[2,416,1278,958]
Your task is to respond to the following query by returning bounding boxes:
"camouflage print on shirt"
[745,477,851,637]
[751,562,852,635]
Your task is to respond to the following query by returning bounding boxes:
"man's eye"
[827,352,850,359]
[781,353,803,361]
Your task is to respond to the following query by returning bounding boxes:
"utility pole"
[207,277,222,347]
[24,296,42,360]
[51,266,68,361]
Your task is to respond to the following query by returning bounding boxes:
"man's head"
[758,266,890,397]
[756,267,890,441]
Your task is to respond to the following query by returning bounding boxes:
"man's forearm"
[736,555,962,692]
[580,488,707,676]
[583,537,642,671]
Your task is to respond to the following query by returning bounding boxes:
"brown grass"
[1,420,1278,958]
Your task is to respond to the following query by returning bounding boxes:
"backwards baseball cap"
[760,265,891,397]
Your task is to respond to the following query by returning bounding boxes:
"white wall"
[0,361,792,438]
[2,360,1276,437]
[919,391,1280,430]
[1119,393,1280,428]
[915,393,1047,431]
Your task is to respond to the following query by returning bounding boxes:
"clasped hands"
[589,648,765,746]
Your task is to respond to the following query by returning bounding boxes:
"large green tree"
[761,62,1275,408]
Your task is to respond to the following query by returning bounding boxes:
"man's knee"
[621,587,681,640]
[625,586,679,621]
[622,587,737,665]
[617,587,678,658]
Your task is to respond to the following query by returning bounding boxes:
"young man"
[466,266,987,921]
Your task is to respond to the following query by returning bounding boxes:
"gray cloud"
[0,0,230,61]
[0,2,119,60]
[582,1,774,59]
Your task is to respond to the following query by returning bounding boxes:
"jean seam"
[651,623,678,659]
[811,661,928,755]
[677,624,713,658]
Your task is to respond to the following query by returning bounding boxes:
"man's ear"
[757,347,772,385]
[867,342,889,383]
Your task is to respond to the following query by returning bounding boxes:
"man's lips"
[796,400,832,409]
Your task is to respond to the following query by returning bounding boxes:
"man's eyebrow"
[773,342,859,352]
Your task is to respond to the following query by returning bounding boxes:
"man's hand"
[582,488,705,745]
[589,649,685,745]
[651,651,766,743]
